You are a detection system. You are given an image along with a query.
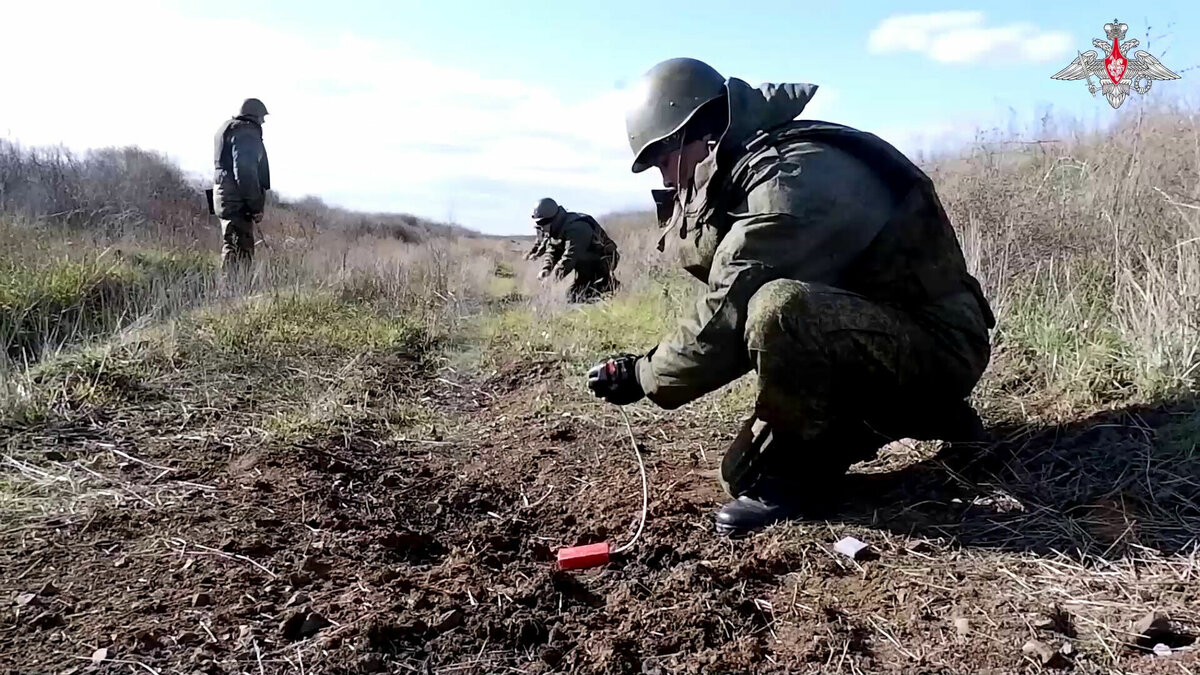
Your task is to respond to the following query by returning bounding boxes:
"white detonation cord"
[612,406,648,555]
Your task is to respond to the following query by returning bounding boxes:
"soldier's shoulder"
[229,120,263,137]
[564,212,599,228]
[737,123,880,182]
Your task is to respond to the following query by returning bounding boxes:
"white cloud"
[868,11,1072,65]
[0,1,661,234]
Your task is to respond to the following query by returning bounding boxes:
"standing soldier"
[211,98,271,279]
[586,58,995,535]
[531,197,621,303]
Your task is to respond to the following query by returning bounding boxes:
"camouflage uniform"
[539,209,622,303]
[525,223,550,260]
[212,115,270,277]
[635,79,995,496]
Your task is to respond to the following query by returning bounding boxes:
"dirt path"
[2,352,1197,674]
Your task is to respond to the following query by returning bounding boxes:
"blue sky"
[2,1,1198,235]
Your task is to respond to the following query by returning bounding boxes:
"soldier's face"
[652,139,711,190]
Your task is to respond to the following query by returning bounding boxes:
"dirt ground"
[2,353,1198,674]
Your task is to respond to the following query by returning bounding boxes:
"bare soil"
[2,354,1198,674]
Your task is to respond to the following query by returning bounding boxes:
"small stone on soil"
[954,617,970,636]
[15,593,38,607]
[191,592,212,608]
[1153,643,1172,657]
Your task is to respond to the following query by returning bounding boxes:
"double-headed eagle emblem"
[1052,19,1181,109]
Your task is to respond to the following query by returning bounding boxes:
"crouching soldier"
[531,197,621,303]
[586,58,995,535]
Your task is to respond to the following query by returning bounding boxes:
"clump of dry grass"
[936,105,1200,412]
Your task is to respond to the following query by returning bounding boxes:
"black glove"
[586,353,644,405]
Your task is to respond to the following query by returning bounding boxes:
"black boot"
[715,469,853,536]
[714,490,806,536]
[715,417,874,536]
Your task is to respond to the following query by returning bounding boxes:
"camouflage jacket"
[635,78,995,409]
[526,224,550,260]
[540,210,618,278]
[212,117,270,219]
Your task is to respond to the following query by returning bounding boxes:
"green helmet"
[625,58,726,173]
[238,98,269,119]
[531,197,560,222]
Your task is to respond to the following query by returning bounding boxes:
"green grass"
[3,290,438,438]
[190,292,435,358]
[998,270,1133,403]
[476,278,691,368]
[0,245,214,364]
[987,254,1197,411]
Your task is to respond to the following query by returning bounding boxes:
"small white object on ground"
[1153,643,1172,657]
[833,536,871,560]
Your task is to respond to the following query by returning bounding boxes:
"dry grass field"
[0,105,1197,674]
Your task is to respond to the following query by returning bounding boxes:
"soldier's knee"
[745,280,821,349]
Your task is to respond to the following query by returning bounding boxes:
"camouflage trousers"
[567,252,621,304]
[220,217,255,279]
[719,280,990,497]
